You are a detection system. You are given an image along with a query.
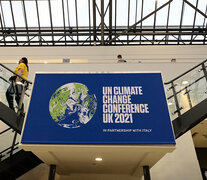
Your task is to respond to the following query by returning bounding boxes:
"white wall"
[149,131,202,180]
[1,45,207,62]
[3,45,205,180]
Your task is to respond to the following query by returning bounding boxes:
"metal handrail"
[0,76,9,83]
[0,63,32,84]
[0,75,30,97]
[0,142,19,155]
[0,127,12,135]
[164,59,207,119]
[0,63,32,160]
[167,75,205,100]
[165,59,207,85]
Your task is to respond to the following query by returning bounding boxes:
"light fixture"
[182,81,188,85]
[70,59,88,63]
[168,102,173,106]
[95,157,103,161]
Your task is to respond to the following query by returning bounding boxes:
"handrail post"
[171,82,182,117]
[201,62,207,82]
[10,131,18,158]
[184,87,193,109]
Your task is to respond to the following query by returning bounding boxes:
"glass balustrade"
[0,67,11,106]
[0,125,20,161]
[0,64,32,112]
[165,60,207,119]
[165,84,178,120]
[0,63,32,162]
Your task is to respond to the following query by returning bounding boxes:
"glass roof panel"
[116,0,128,26]
[196,13,205,26]
[51,0,63,27]
[182,3,195,26]
[0,4,3,29]
[0,8,3,29]
[104,0,109,26]
[1,2,13,27]
[12,1,25,28]
[37,1,50,27]
[156,0,169,26]
[77,0,89,26]
[68,0,77,27]
[89,0,93,28]
[0,0,206,46]
[25,1,39,27]
[142,0,155,26]
[198,0,207,14]
[96,0,101,27]
[135,0,142,27]
[62,0,70,27]
[129,0,137,26]
[168,0,182,26]
[112,0,116,27]
[196,0,207,26]
[188,0,197,6]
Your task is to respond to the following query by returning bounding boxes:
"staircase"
[165,59,207,138]
[0,102,23,134]
[0,63,42,179]
[173,98,207,138]
[0,150,42,180]
[0,60,207,179]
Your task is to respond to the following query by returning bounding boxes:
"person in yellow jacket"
[6,57,29,111]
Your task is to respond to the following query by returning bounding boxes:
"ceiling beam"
[184,0,207,18]
[101,0,104,45]
[93,0,96,44]
[108,0,173,44]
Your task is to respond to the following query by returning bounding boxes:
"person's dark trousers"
[15,84,22,105]
[6,90,15,110]
[6,83,23,111]
[6,80,16,111]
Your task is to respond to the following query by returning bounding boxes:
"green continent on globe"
[49,83,97,128]
[49,86,71,122]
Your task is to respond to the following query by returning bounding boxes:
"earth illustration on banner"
[49,83,97,128]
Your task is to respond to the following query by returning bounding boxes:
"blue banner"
[21,73,175,145]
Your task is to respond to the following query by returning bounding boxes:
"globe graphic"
[49,83,97,128]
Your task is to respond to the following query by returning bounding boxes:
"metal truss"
[0,0,206,46]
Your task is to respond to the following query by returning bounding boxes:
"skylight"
[0,0,206,46]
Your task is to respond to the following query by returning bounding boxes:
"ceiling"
[21,144,175,176]
[0,0,207,46]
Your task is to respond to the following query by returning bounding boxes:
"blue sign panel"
[21,73,175,145]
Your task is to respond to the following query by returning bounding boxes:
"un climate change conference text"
[102,86,149,124]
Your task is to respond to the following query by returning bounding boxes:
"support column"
[143,166,151,180]
[48,164,56,180]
